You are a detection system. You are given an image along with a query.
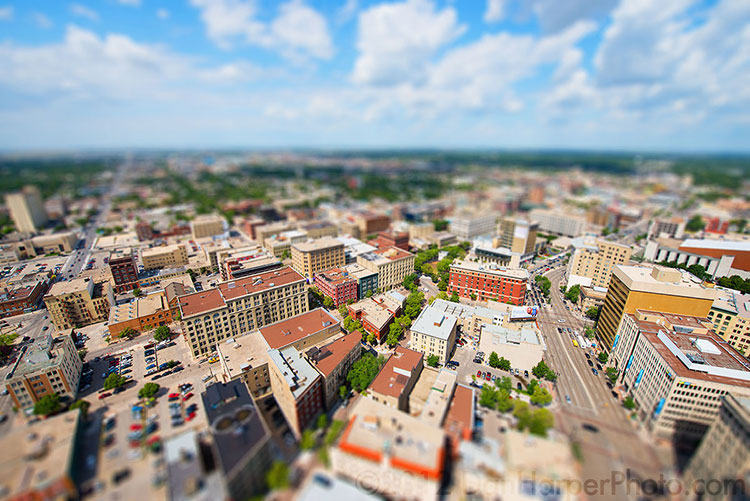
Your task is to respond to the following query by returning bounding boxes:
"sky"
[0,0,749,152]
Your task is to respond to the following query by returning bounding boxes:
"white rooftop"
[411,305,458,341]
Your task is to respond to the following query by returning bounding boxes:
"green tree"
[606,367,619,385]
[103,373,127,390]
[488,352,501,368]
[132,288,141,297]
[513,400,532,429]
[534,275,551,296]
[0,333,18,347]
[153,326,171,342]
[317,413,328,430]
[426,354,439,367]
[528,408,555,436]
[138,383,160,400]
[404,291,425,319]
[532,360,551,379]
[497,356,511,371]
[496,390,513,412]
[623,396,636,410]
[118,327,138,339]
[300,429,316,450]
[564,284,581,303]
[338,304,348,317]
[339,385,349,400]
[470,293,477,301]
[33,393,61,416]
[266,461,290,490]
[530,387,553,406]
[403,273,418,292]
[433,219,448,231]
[347,353,385,392]
[322,296,334,309]
[495,376,512,392]
[526,379,539,395]
[366,332,377,345]
[450,291,460,303]
[598,352,608,364]
[584,326,595,338]
[478,385,498,409]
[69,399,90,417]
[686,215,705,232]
[386,322,403,347]
[78,348,87,361]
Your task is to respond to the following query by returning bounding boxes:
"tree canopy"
[103,373,127,390]
[33,393,61,416]
[346,353,385,392]
[153,326,171,342]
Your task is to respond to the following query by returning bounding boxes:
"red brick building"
[0,281,47,318]
[448,260,528,305]
[314,268,358,306]
[108,249,139,292]
[704,217,729,234]
[370,230,410,251]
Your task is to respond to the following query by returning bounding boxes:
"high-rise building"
[496,217,538,256]
[291,237,346,279]
[355,212,390,238]
[449,212,496,240]
[190,214,226,239]
[5,186,48,234]
[597,265,717,351]
[566,237,632,289]
[448,260,528,305]
[357,247,415,290]
[108,248,139,292]
[528,209,585,238]
[708,289,750,353]
[44,277,113,330]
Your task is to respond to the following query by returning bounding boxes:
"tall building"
[528,209,585,237]
[190,214,226,239]
[357,246,415,290]
[449,212,496,240]
[708,289,750,353]
[44,277,113,330]
[683,394,750,500]
[141,244,188,270]
[371,230,410,251]
[410,305,458,365]
[291,237,345,279]
[448,260,528,305]
[108,248,139,292]
[597,265,717,351]
[611,309,750,448]
[497,217,538,256]
[134,220,154,241]
[5,186,47,234]
[355,212,390,238]
[648,217,686,239]
[305,330,362,409]
[566,237,632,289]
[5,334,82,411]
[177,266,308,357]
[341,263,378,299]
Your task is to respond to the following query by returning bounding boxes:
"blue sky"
[0,0,748,151]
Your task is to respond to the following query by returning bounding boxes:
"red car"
[130,423,142,431]
[168,393,180,400]
[129,440,141,448]
[186,412,196,422]
[182,392,193,401]
[476,370,482,378]
[98,392,112,399]
[485,373,491,381]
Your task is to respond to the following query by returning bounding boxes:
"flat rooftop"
[374,246,413,261]
[614,265,717,300]
[481,323,541,346]
[443,384,474,443]
[268,346,321,399]
[450,260,529,280]
[349,299,393,330]
[142,244,185,257]
[46,276,93,296]
[316,268,357,286]
[292,237,343,253]
[370,346,423,399]
[420,369,457,427]
[680,238,750,251]
[110,294,167,324]
[10,335,69,379]
[259,308,339,349]
[341,263,377,279]
[217,330,271,378]
[411,306,458,341]
[307,330,362,377]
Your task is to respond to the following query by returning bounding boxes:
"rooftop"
[267,345,321,399]
[216,330,271,378]
[374,246,413,261]
[411,306,458,341]
[481,323,541,346]
[443,384,475,444]
[369,346,423,399]
[315,268,357,286]
[680,238,750,251]
[8,334,70,380]
[164,430,226,501]
[420,369,457,427]
[109,294,167,324]
[450,259,529,280]
[307,330,362,377]
[614,265,717,300]
[341,263,377,279]
[46,276,93,296]
[348,298,394,330]
[292,237,344,253]
[142,244,185,257]
[259,308,339,349]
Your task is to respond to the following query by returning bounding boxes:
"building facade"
[191,215,225,239]
[497,217,538,256]
[449,213,496,240]
[108,248,139,292]
[0,281,47,318]
[448,260,528,305]
[306,330,363,409]
[410,306,458,365]
[44,277,113,330]
[141,244,188,270]
[357,247,415,291]
[567,237,632,289]
[5,186,47,234]
[314,268,358,307]
[291,238,346,279]
[528,209,585,238]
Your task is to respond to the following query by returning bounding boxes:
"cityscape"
[1,2,750,501]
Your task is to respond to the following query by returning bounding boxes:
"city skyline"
[0,0,749,151]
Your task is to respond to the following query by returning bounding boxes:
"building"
[135,220,154,241]
[0,281,47,318]
[5,334,82,410]
[578,285,608,311]
[164,430,228,501]
[335,235,378,264]
[313,267,358,307]
[369,346,424,412]
[449,212,496,240]
[200,381,272,499]
[297,472,381,501]
[709,289,750,353]
[264,230,307,258]
[299,220,338,239]
[0,409,82,500]
[357,246,415,290]
[704,217,729,234]
[341,263,378,299]
[108,248,139,292]
[597,265,718,351]
[15,232,78,258]
[448,260,528,305]
[566,237,632,289]
[648,217,686,239]
[108,293,173,337]
[141,244,188,270]
[643,237,745,279]
[528,209,585,237]
[306,330,362,409]
[291,237,346,279]
[683,394,750,500]
[497,217,538,256]
[371,230,409,251]
[356,212,390,238]
[268,345,325,438]
[5,186,47,234]
[191,214,226,239]
[330,397,447,501]
[611,309,750,447]
[44,277,113,330]
[678,239,750,276]
[177,266,308,358]
[478,323,546,371]
[410,305,458,365]
[347,293,402,342]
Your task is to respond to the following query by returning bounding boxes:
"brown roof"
[443,384,474,443]
[178,288,225,318]
[374,246,412,261]
[218,266,304,300]
[316,268,356,286]
[259,308,339,349]
[369,346,423,399]
[309,330,362,377]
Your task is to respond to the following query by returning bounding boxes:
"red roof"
[310,331,362,376]
[369,346,423,398]
[259,308,339,349]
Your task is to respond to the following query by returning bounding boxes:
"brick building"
[448,260,528,305]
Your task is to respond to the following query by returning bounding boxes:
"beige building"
[567,236,632,289]
[15,232,78,258]
[141,244,188,270]
[254,221,297,244]
[528,208,585,237]
[191,214,225,239]
[44,277,113,330]
[299,220,338,239]
[291,237,345,278]
[497,217,538,255]
[578,285,607,311]
[708,288,750,354]
[410,305,458,365]
[683,394,750,501]
[357,246,415,290]
[306,330,362,409]
[369,346,423,412]
[5,186,47,234]
[5,334,82,411]
[265,230,307,258]
[597,265,718,351]
[178,266,309,358]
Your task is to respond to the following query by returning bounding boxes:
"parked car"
[168,393,180,401]
[98,392,111,399]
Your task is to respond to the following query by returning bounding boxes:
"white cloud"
[352,0,466,86]
[484,0,506,23]
[526,0,618,33]
[0,5,13,20]
[116,0,141,5]
[337,0,358,24]
[156,8,169,19]
[189,0,333,61]
[33,12,53,29]
[70,3,99,22]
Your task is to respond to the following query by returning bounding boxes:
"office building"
[566,237,632,289]
[15,232,78,259]
[449,213,496,240]
[108,248,139,292]
[410,305,458,365]
[291,237,346,279]
[341,263,378,299]
[0,281,47,318]
[108,293,173,338]
[5,334,82,410]
[597,265,718,351]
[5,186,47,234]
[648,217,686,239]
[141,244,188,270]
[448,260,528,305]
[528,209,585,237]
[335,235,377,264]
[356,212,390,238]
[200,381,272,499]
[191,214,226,239]
[134,220,154,241]
[369,346,424,412]
[683,394,750,501]
[371,230,409,251]
[612,309,750,446]
[643,238,748,279]
[299,220,338,239]
[313,268,358,307]
[357,246,415,290]
[306,330,362,409]
[709,289,750,354]
[265,230,307,258]
[268,345,325,438]
[497,217,538,256]
[44,277,113,330]
[177,266,308,357]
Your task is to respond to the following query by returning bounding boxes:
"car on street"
[591,368,598,376]
[582,423,599,433]
[565,395,571,404]
[98,392,111,399]
[587,359,593,367]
